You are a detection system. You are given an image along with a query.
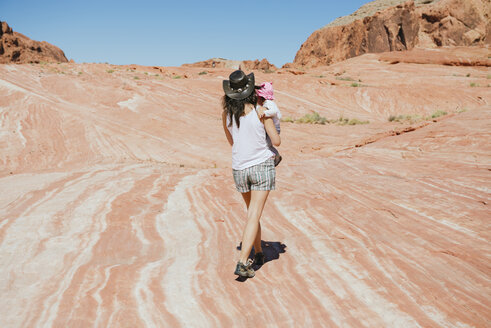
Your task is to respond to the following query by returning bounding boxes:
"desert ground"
[0,47,490,326]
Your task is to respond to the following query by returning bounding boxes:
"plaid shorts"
[232,158,275,193]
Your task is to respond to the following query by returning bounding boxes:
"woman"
[222,70,281,278]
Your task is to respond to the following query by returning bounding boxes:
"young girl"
[256,82,282,166]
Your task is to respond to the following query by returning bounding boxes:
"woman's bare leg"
[254,222,262,254]
[239,190,270,264]
[241,192,263,254]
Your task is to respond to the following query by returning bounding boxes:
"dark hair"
[222,91,257,128]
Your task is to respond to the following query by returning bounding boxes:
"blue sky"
[1,0,369,67]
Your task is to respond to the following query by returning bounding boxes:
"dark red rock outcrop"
[183,57,277,71]
[241,58,277,71]
[0,21,68,64]
[417,0,490,47]
[182,58,240,69]
[293,0,490,67]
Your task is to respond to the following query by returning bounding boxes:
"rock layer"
[379,46,491,66]
[0,21,68,64]
[293,0,490,67]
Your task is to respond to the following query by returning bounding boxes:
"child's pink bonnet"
[256,82,274,100]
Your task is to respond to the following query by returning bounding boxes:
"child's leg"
[269,145,279,157]
[272,147,282,166]
[266,133,282,166]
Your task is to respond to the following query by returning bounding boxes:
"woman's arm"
[263,117,281,147]
[222,110,233,146]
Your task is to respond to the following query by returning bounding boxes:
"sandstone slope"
[0,21,68,64]
[293,0,490,67]
[0,46,490,326]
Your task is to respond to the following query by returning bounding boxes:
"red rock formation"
[418,0,490,47]
[241,58,277,71]
[182,57,239,69]
[183,57,277,71]
[0,21,68,64]
[293,0,490,67]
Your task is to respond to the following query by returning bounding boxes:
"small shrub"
[389,111,447,123]
[388,114,422,123]
[78,71,83,75]
[487,74,491,79]
[466,73,471,77]
[335,116,349,125]
[106,69,114,73]
[431,110,447,118]
[263,69,275,74]
[134,76,140,80]
[284,113,369,126]
[198,71,208,75]
[350,82,361,87]
[331,116,367,125]
[336,76,355,81]
[296,112,327,124]
[313,75,325,78]
[347,118,369,125]
[470,82,477,87]
[172,75,182,79]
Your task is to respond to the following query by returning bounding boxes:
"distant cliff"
[292,0,490,67]
[0,21,68,64]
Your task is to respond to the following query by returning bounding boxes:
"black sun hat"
[223,70,255,100]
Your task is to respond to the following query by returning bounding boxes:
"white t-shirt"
[263,100,281,133]
[226,107,275,170]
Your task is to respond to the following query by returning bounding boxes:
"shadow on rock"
[236,240,287,273]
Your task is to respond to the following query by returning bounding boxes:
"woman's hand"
[263,117,281,147]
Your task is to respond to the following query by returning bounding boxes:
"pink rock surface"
[0,49,490,326]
